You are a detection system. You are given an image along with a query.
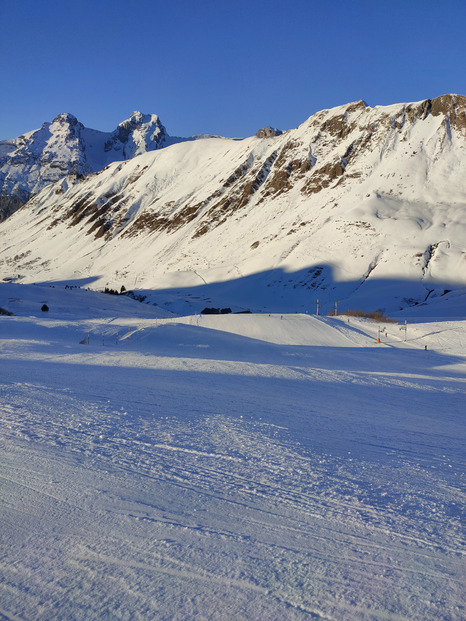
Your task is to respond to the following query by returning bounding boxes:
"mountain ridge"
[0,94,464,316]
[0,110,169,221]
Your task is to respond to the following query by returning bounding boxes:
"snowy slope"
[0,95,465,316]
[0,284,465,620]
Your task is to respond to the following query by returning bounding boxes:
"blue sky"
[1,0,465,139]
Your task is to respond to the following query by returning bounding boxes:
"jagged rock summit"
[103,111,167,159]
[255,126,283,138]
[0,111,168,221]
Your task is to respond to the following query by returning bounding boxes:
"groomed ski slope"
[0,284,465,620]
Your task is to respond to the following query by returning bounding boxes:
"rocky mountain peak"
[104,111,168,158]
[0,111,169,221]
[48,113,85,145]
[128,111,155,125]
[430,94,466,132]
[255,126,283,138]
[51,112,81,126]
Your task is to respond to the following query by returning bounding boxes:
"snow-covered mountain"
[0,111,168,220]
[0,94,465,315]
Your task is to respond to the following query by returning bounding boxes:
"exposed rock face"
[0,112,169,222]
[430,94,466,132]
[255,126,283,138]
[0,191,30,222]
[103,111,167,158]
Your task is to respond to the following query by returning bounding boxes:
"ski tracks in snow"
[0,314,465,619]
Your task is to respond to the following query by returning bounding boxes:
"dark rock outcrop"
[255,126,282,138]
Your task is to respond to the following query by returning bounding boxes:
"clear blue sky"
[1,0,465,139]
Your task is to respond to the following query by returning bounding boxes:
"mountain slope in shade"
[0,95,465,315]
[0,111,168,220]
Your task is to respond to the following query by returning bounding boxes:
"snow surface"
[0,283,465,620]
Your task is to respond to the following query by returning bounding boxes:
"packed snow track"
[0,285,465,620]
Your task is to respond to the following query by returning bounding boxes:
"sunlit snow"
[1,98,465,318]
[1,283,464,620]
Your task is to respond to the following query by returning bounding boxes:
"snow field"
[0,286,465,620]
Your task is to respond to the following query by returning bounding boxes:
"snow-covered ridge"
[0,95,465,316]
[0,111,169,220]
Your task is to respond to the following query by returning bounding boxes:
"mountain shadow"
[109,264,466,321]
